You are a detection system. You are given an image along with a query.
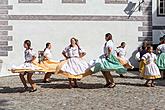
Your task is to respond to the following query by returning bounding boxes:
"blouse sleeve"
[157,45,162,51]
[153,54,157,60]
[142,54,147,60]
[29,49,37,57]
[106,41,113,50]
[79,47,86,53]
[62,46,68,54]
[44,49,48,56]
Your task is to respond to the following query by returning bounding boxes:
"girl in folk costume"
[61,37,91,88]
[43,42,54,83]
[116,42,134,77]
[19,40,37,92]
[142,46,161,87]
[136,41,148,77]
[156,36,165,79]
[91,33,127,88]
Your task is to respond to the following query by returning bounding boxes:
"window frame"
[18,0,42,3]
[105,0,128,4]
[62,0,86,4]
[157,0,165,16]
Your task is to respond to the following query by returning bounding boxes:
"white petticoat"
[144,62,160,76]
[11,63,41,70]
[61,58,90,75]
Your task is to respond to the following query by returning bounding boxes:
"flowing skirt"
[91,54,127,74]
[117,56,134,69]
[143,62,161,79]
[56,58,92,79]
[9,60,59,73]
[139,60,145,76]
[156,53,165,70]
[9,59,92,79]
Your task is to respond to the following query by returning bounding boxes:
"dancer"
[91,33,127,88]
[19,40,37,92]
[142,45,161,87]
[43,42,54,83]
[116,42,134,77]
[60,37,91,88]
[156,36,165,79]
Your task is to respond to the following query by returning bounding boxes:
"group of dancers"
[10,33,165,92]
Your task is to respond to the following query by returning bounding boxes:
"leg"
[19,72,28,88]
[151,79,155,87]
[160,70,164,79]
[163,70,165,79]
[73,79,78,88]
[43,72,52,83]
[102,71,110,84]
[27,72,37,92]
[68,78,73,88]
[107,72,116,88]
[145,79,151,87]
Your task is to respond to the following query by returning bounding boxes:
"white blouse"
[63,46,85,58]
[104,40,115,55]
[142,53,157,64]
[116,47,126,58]
[157,44,165,53]
[44,48,52,60]
[24,49,36,62]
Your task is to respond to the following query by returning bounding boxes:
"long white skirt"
[61,58,90,75]
[143,62,161,79]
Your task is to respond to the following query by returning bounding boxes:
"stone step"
[138,36,152,42]
[143,32,152,36]
[0,5,13,10]
[0,26,12,31]
[138,26,152,31]
[0,36,12,41]
[0,46,12,51]
[0,41,8,45]
[0,21,8,25]
[0,51,8,56]
[0,0,8,5]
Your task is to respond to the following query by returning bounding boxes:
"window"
[158,0,165,16]
[18,0,42,3]
[105,0,128,4]
[62,0,86,3]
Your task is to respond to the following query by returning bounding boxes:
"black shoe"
[120,74,124,78]
[42,80,51,83]
[73,85,78,88]
[104,82,111,88]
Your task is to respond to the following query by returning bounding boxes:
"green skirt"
[91,54,127,74]
[156,53,165,70]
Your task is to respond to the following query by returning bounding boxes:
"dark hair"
[121,42,126,46]
[44,42,51,51]
[24,40,31,49]
[160,37,164,41]
[70,37,78,47]
[141,41,148,50]
[105,33,112,40]
[146,45,153,52]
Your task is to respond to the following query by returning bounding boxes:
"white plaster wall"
[1,20,141,74]
[8,0,142,16]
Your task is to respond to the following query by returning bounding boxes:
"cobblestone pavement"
[0,71,164,110]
